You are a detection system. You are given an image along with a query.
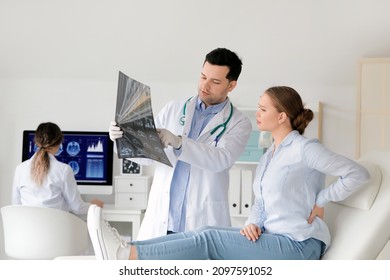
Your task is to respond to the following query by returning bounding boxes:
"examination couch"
[321,150,390,259]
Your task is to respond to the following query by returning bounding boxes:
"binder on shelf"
[228,169,241,216]
[240,169,253,216]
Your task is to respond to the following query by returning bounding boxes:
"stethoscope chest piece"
[179,115,185,126]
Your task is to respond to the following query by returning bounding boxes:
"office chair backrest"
[1,205,89,259]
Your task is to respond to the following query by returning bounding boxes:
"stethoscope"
[180,97,234,145]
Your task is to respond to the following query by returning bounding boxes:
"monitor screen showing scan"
[22,130,114,191]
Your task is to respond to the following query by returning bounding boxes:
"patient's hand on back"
[307,204,324,224]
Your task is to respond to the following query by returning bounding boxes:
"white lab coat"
[12,154,91,216]
[137,96,252,240]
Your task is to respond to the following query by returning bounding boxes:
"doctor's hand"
[157,128,182,149]
[240,224,262,242]
[109,121,123,141]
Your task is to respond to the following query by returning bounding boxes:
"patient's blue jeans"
[131,226,322,260]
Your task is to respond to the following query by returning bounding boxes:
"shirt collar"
[196,96,228,114]
[269,130,299,151]
[279,130,300,147]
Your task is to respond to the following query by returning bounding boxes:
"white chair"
[322,150,390,259]
[1,205,89,259]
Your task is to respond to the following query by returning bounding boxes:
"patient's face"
[256,93,281,132]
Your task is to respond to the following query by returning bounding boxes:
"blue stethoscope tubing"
[180,97,234,143]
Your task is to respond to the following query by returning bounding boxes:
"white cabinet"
[240,169,253,216]
[102,205,145,241]
[114,176,151,209]
[104,176,151,241]
[229,165,256,227]
[228,169,241,216]
[228,108,259,226]
[228,168,254,218]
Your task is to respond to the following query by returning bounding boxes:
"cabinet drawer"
[115,193,148,209]
[115,178,149,193]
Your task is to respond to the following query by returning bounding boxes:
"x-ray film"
[115,71,172,167]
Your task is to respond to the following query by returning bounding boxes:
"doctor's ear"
[227,81,237,92]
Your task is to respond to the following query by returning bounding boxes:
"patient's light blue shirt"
[245,130,370,251]
[168,97,228,232]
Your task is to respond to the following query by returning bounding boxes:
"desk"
[102,204,145,240]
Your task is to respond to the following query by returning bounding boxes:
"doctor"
[110,48,251,240]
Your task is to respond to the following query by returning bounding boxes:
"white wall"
[1,0,390,259]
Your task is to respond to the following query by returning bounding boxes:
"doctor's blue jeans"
[130,226,322,260]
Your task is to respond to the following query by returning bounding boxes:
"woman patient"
[88,86,370,260]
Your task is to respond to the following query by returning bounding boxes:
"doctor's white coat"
[136,96,251,240]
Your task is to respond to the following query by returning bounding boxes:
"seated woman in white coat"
[12,122,104,216]
[88,86,370,260]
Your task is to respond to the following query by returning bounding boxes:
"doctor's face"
[256,93,282,132]
[198,62,237,107]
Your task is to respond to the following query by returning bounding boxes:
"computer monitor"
[22,130,114,195]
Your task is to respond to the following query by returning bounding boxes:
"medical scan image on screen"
[22,131,113,186]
